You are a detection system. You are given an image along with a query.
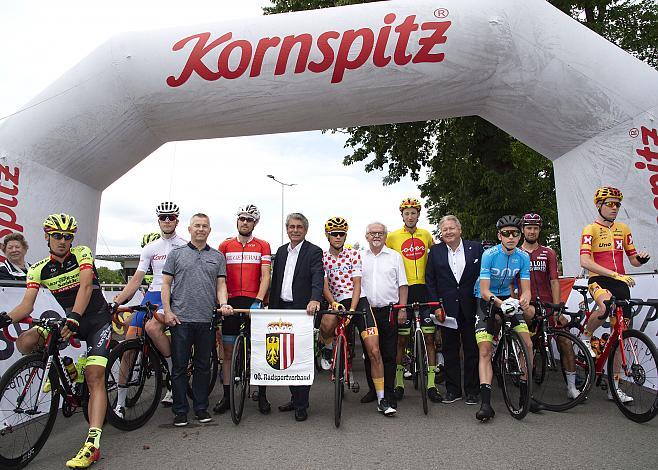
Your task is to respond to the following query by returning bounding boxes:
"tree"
[97,266,125,284]
[265,0,657,250]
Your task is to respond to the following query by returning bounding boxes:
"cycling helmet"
[594,187,623,205]
[141,232,161,248]
[522,213,542,227]
[43,213,77,234]
[236,204,261,221]
[155,201,180,216]
[399,197,421,212]
[496,215,521,230]
[325,216,349,233]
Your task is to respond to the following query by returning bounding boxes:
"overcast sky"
[0,0,431,265]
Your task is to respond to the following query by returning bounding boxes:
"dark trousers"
[442,310,479,397]
[170,322,214,415]
[364,307,398,402]
[280,300,311,410]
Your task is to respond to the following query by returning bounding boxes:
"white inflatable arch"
[0,0,657,275]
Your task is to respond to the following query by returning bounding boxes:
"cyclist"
[386,198,441,403]
[141,231,161,286]
[0,214,111,468]
[214,204,272,415]
[579,187,651,402]
[319,217,395,415]
[111,202,187,414]
[474,215,535,421]
[520,213,579,400]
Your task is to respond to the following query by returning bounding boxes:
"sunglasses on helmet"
[238,216,256,223]
[499,229,521,238]
[603,201,621,209]
[158,214,178,222]
[49,232,74,241]
[328,231,347,238]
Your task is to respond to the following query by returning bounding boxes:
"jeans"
[170,322,214,415]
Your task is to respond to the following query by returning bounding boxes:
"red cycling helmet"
[522,213,542,227]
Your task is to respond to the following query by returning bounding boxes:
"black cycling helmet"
[496,215,521,231]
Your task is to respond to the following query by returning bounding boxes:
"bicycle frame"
[331,315,353,389]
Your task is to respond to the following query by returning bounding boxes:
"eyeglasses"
[367,231,385,237]
[238,216,255,223]
[49,232,74,241]
[158,215,178,222]
[603,201,621,208]
[499,230,521,238]
[328,232,347,238]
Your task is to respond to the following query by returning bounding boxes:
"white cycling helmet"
[500,298,521,317]
[156,201,180,216]
[236,204,260,222]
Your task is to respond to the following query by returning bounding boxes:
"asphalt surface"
[22,354,658,470]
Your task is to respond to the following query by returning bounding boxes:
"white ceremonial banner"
[250,309,314,386]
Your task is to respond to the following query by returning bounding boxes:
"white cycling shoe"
[608,387,633,403]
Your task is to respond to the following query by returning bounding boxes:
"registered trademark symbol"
[434,8,449,18]
[629,128,639,138]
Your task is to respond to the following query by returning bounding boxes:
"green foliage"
[97,266,125,284]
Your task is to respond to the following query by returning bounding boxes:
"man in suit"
[269,213,324,422]
[426,215,483,405]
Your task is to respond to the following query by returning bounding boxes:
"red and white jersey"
[219,237,272,298]
[323,247,363,302]
[137,234,187,292]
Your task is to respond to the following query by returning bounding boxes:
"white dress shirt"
[361,246,408,307]
[281,240,304,302]
[447,239,466,283]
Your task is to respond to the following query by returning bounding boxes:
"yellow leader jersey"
[386,227,433,285]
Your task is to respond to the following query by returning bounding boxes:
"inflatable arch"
[0,0,656,275]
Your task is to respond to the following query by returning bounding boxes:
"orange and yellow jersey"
[386,227,433,285]
[579,221,637,276]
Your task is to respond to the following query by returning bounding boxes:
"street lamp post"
[267,174,296,246]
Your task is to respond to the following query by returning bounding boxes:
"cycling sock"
[117,385,128,407]
[436,352,444,367]
[565,371,576,387]
[427,368,435,389]
[86,427,102,448]
[480,384,492,405]
[258,386,267,399]
[223,384,230,398]
[395,365,404,388]
[165,356,173,376]
[519,379,528,403]
[373,377,384,402]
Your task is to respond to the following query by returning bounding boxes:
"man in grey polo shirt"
[162,213,233,427]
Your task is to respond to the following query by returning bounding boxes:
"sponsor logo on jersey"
[400,237,427,260]
[225,252,262,264]
[152,254,167,261]
[582,235,593,245]
[490,267,520,278]
[614,238,623,250]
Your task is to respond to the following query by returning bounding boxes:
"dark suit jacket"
[269,240,324,309]
[426,240,483,320]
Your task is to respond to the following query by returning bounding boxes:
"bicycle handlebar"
[601,297,658,320]
[228,308,366,316]
[391,301,443,311]
[2,317,80,348]
[530,300,565,311]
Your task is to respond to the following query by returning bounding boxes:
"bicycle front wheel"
[415,329,428,415]
[533,330,594,412]
[499,330,531,420]
[0,353,58,470]
[106,340,162,431]
[230,334,248,425]
[334,334,345,428]
[607,329,658,423]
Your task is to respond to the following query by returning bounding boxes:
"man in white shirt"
[361,222,408,408]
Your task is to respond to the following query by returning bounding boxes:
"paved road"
[24,356,658,470]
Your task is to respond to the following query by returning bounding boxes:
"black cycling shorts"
[474,297,528,345]
[73,305,112,367]
[398,284,435,335]
[222,296,253,341]
[337,298,378,339]
[588,276,631,316]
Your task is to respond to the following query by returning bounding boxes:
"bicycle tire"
[607,329,658,423]
[532,335,547,386]
[533,330,594,412]
[106,340,162,431]
[415,329,428,415]
[230,334,248,425]
[334,334,345,428]
[0,353,59,470]
[186,345,219,400]
[499,330,531,420]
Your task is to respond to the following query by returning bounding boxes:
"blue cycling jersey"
[474,244,530,298]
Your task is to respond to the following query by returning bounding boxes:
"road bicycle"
[529,299,594,411]
[391,301,443,415]
[0,317,93,469]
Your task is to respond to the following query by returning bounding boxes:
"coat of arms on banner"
[266,319,294,370]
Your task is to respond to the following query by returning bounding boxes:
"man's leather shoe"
[213,396,229,414]
[258,396,271,414]
[294,408,308,421]
[360,390,377,404]
[278,401,294,412]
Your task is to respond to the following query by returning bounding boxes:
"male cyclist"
[579,187,651,402]
[0,214,111,468]
[386,198,441,403]
[111,202,187,413]
[474,215,535,421]
[141,231,161,286]
[319,217,395,415]
[520,213,579,399]
[214,204,272,415]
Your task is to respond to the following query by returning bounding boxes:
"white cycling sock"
[165,356,173,376]
[565,371,576,387]
[117,385,128,407]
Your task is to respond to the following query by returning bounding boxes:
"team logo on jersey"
[582,235,593,245]
[400,237,426,260]
[627,234,633,246]
[614,238,623,250]
[266,320,295,370]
